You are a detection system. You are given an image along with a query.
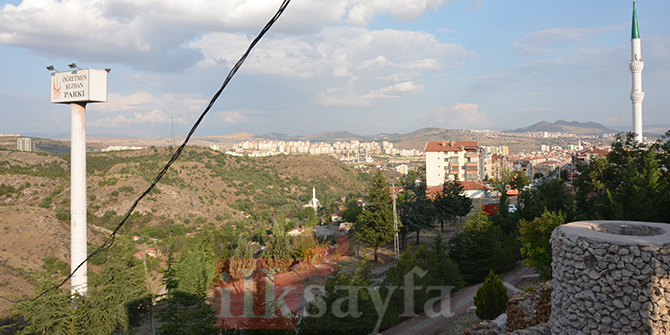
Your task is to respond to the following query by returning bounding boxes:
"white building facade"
[424,141,480,187]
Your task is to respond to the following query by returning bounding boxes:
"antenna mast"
[170,115,176,145]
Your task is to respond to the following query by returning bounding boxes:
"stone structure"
[550,221,670,334]
[506,282,552,332]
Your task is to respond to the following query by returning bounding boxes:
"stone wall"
[506,282,552,332]
[550,221,670,334]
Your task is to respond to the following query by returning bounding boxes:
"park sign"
[50,69,108,103]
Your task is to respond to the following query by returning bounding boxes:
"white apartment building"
[17,138,34,152]
[424,141,480,187]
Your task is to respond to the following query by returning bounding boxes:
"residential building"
[17,138,34,152]
[424,141,480,187]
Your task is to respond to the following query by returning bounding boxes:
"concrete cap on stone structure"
[557,220,670,249]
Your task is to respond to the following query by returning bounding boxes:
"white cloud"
[86,91,204,128]
[191,26,475,84]
[215,110,250,125]
[316,76,372,107]
[362,81,424,99]
[91,109,174,127]
[0,0,454,71]
[357,55,394,69]
[512,26,623,56]
[422,102,494,129]
[346,0,447,25]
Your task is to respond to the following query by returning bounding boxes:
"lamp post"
[49,64,108,297]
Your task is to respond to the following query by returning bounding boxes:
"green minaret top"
[632,1,640,39]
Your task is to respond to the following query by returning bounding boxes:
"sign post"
[50,67,108,297]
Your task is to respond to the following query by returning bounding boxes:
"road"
[380,265,536,335]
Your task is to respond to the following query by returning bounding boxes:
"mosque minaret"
[629,0,644,143]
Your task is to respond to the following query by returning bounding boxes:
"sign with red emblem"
[50,69,107,103]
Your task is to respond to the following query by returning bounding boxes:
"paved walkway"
[380,265,536,335]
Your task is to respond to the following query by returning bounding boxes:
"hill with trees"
[0,146,367,319]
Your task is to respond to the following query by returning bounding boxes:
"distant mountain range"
[507,120,618,135]
[256,130,401,142]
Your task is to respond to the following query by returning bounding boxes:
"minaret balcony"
[630,91,645,103]
[629,60,644,73]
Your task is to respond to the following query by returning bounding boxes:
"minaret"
[629,0,644,143]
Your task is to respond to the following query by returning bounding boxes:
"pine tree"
[447,210,504,283]
[354,171,397,262]
[158,250,218,335]
[398,181,435,247]
[473,270,508,320]
[261,221,294,273]
[229,236,256,282]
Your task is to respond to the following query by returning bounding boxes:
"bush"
[519,210,564,279]
[474,270,508,320]
[55,209,70,222]
[118,186,134,193]
[39,196,52,209]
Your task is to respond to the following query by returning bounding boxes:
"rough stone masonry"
[550,220,670,334]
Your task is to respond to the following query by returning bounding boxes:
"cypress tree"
[473,270,508,320]
[354,171,397,262]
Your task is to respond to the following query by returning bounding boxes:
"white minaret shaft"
[629,0,644,143]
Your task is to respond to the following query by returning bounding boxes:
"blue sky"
[0,0,668,138]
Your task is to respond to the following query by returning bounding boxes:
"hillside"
[509,120,617,135]
[0,147,367,315]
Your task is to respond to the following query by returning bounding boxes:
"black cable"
[0,0,292,305]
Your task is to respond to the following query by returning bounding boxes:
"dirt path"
[380,265,536,335]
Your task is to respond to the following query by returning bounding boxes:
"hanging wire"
[0,0,292,304]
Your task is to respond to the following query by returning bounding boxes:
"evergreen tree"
[261,221,294,273]
[473,270,508,320]
[447,210,507,283]
[229,236,256,282]
[429,234,464,291]
[354,171,398,262]
[574,132,670,222]
[158,250,218,335]
[398,181,435,248]
[434,180,472,231]
[296,259,379,335]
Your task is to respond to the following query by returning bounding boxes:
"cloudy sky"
[0,0,668,138]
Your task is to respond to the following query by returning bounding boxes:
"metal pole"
[70,102,87,297]
[392,182,399,259]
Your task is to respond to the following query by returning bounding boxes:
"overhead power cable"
[0,0,292,304]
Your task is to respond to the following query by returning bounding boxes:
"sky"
[0,0,668,139]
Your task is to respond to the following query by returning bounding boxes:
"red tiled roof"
[426,181,490,198]
[424,141,479,152]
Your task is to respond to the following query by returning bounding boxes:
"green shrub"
[474,270,508,320]
[38,196,52,209]
[519,210,564,279]
[110,190,119,197]
[55,209,70,222]
[118,186,134,193]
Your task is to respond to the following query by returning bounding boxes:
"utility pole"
[170,115,176,145]
[391,182,399,259]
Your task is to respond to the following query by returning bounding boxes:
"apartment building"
[16,138,34,152]
[424,141,480,187]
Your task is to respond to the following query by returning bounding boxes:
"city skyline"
[1,0,669,138]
